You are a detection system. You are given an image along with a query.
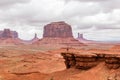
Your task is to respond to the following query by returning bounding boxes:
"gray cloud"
[0,0,30,9]
[64,0,109,2]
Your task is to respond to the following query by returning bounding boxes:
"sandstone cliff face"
[0,29,18,39]
[61,53,120,70]
[43,21,73,38]
[105,54,120,69]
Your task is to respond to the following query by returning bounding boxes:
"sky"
[0,0,120,41]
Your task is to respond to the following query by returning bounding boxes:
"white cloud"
[0,0,120,41]
[0,0,30,9]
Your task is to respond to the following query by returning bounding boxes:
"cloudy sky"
[0,0,120,41]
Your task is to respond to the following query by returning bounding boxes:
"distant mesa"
[77,33,120,44]
[0,29,40,45]
[0,29,22,45]
[0,29,18,39]
[77,33,85,40]
[34,21,85,47]
[77,33,96,44]
[43,21,73,38]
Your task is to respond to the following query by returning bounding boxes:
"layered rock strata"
[61,52,120,70]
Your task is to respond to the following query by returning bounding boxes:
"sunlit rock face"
[43,21,73,38]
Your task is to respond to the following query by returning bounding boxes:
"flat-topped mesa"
[33,21,85,47]
[61,52,120,70]
[43,21,73,38]
[0,29,18,39]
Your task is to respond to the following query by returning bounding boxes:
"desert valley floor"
[0,44,120,80]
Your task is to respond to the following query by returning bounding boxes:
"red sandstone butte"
[33,21,84,47]
[43,21,73,38]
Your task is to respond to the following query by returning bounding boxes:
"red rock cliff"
[61,52,120,70]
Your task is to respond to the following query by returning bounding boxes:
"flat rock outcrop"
[61,52,120,70]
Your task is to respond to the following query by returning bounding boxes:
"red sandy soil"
[0,46,66,80]
[0,44,120,80]
[0,38,23,45]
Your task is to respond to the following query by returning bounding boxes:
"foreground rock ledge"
[61,52,120,70]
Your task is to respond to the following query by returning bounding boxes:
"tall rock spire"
[78,33,83,39]
[34,33,37,39]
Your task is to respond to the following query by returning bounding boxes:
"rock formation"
[43,21,73,38]
[12,31,18,38]
[61,52,120,70]
[77,33,95,44]
[0,29,23,45]
[0,29,18,39]
[34,21,84,48]
[22,33,39,44]
[0,29,12,38]
[77,33,84,39]
[31,33,39,42]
